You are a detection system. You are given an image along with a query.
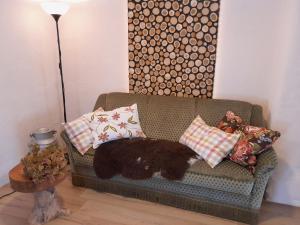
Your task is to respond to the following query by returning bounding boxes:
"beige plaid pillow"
[64,107,103,155]
[180,116,240,168]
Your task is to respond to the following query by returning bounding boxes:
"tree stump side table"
[9,163,70,225]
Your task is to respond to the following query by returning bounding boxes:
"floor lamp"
[41,1,70,123]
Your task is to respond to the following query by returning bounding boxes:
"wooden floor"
[0,176,299,225]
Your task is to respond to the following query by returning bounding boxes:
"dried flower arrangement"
[22,144,68,184]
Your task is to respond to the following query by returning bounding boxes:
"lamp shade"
[41,2,70,15]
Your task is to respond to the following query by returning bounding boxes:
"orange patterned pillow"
[217,111,244,133]
[219,111,280,174]
[230,125,280,162]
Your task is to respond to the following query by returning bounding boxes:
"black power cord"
[0,191,16,199]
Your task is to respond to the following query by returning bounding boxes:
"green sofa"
[62,92,277,224]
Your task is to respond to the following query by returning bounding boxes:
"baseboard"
[266,198,300,208]
[0,177,9,187]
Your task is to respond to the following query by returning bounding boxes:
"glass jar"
[29,128,57,150]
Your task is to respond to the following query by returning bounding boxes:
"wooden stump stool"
[9,163,70,225]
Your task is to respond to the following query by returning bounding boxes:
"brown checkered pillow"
[64,107,103,155]
[180,116,240,168]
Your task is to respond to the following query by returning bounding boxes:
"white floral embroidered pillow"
[90,104,146,148]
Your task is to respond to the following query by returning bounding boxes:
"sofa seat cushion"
[71,148,254,196]
[171,160,255,196]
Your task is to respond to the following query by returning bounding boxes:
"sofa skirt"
[71,172,259,225]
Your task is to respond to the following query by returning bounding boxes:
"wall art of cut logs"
[128,0,220,98]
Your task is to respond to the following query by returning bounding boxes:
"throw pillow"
[64,107,103,155]
[179,115,240,168]
[217,111,244,133]
[218,111,281,174]
[229,125,280,173]
[90,104,146,148]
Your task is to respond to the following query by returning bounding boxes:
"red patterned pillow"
[238,125,280,154]
[217,111,244,133]
[219,111,281,174]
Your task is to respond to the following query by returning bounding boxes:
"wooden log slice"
[210,3,219,12]
[187,25,193,33]
[180,29,187,37]
[161,9,168,17]
[152,7,160,15]
[203,58,210,66]
[186,16,193,24]
[128,2,135,10]
[165,16,170,23]
[169,26,176,33]
[201,16,209,24]
[135,4,142,12]
[159,69,166,76]
[156,15,163,23]
[170,17,178,25]
[169,10,175,17]
[194,23,202,32]
[141,1,147,8]
[172,1,180,10]
[210,54,216,60]
[183,6,190,14]
[178,14,186,23]
[165,1,172,9]
[191,0,198,7]
[208,44,216,52]
[210,13,218,22]
[204,33,212,42]
[183,0,190,5]
[202,25,209,33]
[139,14,145,21]
[190,8,197,16]
[167,34,174,43]
[192,67,199,73]
[148,0,154,9]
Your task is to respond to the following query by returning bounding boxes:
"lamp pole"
[52,14,67,123]
[41,2,70,124]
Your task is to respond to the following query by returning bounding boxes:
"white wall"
[60,0,129,120]
[214,0,300,206]
[267,1,300,206]
[0,0,63,185]
[0,0,66,186]
[214,0,291,118]
[0,0,128,186]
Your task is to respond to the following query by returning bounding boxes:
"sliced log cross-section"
[128,0,220,98]
[9,163,67,193]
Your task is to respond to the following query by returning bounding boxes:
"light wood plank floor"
[0,176,299,225]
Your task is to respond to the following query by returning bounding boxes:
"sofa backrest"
[94,93,264,142]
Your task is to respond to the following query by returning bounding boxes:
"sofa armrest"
[61,130,71,146]
[248,148,277,209]
[61,131,76,172]
[254,147,278,178]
